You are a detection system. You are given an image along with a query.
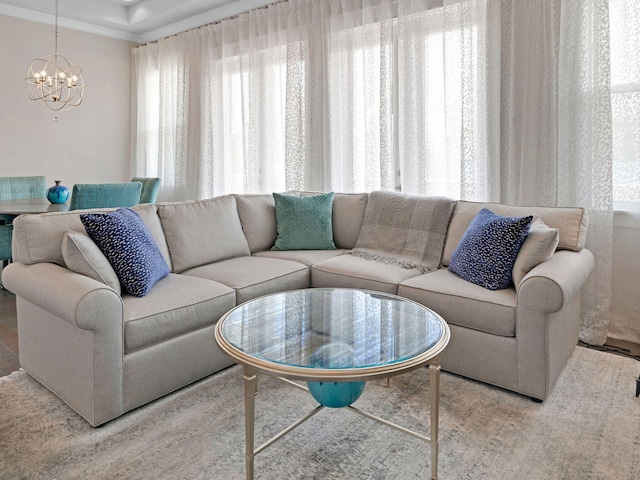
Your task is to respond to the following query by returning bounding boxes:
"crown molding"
[1,0,277,45]
[0,5,140,43]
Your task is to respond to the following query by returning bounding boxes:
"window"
[610,0,640,211]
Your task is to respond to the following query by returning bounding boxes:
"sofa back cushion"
[235,193,280,253]
[301,192,368,250]
[11,203,171,269]
[158,195,250,273]
[236,192,369,252]
[442,200,589,267]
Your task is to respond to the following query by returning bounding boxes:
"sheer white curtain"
[396,0,613,344]
[131,0,394,200]
[607,0,640,343]
[132,0,616,344]
[498,0,613,344]
[397,0,498,200]
[558,0,613,344]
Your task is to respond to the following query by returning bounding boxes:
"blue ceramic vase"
[46,180,70,204]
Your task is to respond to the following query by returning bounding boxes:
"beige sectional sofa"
[2,191,593,426]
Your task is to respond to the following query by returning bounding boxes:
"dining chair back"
[0,176,47,201]
[131,177,161,204]
[69,183,143,210]
[0,176,47,271]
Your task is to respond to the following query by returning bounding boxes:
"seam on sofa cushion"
[234,266,309,290]
[311,265,400,288]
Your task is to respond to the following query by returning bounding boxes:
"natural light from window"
[610,0,640,212]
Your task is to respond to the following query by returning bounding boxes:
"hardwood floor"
[0,288,637,378]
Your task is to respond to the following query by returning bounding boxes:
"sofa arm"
[3,262,125,426]
[515,249,594,400]
[2,262,124,331]
[517,249,595,314]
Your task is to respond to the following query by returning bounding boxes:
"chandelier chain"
[54,0,58,55]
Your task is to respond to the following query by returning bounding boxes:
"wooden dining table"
[0,198,69,217]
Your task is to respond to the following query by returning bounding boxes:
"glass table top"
[218,288,448,371]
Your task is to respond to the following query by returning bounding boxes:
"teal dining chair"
[0,176,47,224]
[131,177,161,203]
[0,176,47,273]
[0,224,12,261]
[0,176,47,201]
[69,183,143,210]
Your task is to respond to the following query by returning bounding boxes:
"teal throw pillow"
[271,192,337,250]
[80,207,169,297]
[448,208,532,290]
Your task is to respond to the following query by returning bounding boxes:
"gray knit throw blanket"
[349,191,456,273]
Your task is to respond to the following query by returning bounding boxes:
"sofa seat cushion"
[182,256,310,304]
[253,249,349,266]
[311,255,423,294]
[398,269,516,337]
[123,274,235,354]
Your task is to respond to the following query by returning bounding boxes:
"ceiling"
[0,0,274,44]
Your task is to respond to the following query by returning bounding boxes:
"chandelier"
[25,0,85,111]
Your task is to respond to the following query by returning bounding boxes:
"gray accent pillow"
[512,218,560,288]
[61,230,121,295]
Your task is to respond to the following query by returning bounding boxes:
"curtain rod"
[137,0,287,47]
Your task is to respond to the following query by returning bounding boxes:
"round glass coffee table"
[215,288,450,480]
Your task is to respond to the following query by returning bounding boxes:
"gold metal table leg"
[243,367,257,480]
[429,363,441,480]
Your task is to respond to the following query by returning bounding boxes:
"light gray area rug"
[1,346,639,479]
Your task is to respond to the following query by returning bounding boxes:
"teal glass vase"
[47,180,70,204]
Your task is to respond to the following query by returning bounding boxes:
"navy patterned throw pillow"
[80,208,169,297]
[448,208,533,290]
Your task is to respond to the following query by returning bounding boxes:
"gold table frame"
[215,291,450,480]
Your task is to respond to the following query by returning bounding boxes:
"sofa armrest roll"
[2,262,124,331]
[517,249,595,314]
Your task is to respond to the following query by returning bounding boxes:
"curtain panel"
[132,0,395,200]
[132,0,615,345]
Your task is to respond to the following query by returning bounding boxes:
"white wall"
[609,213,640,344]
[0,14,135,189]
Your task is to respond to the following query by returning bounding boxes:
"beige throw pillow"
[512,218,559,288]
[61,230,121,295]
